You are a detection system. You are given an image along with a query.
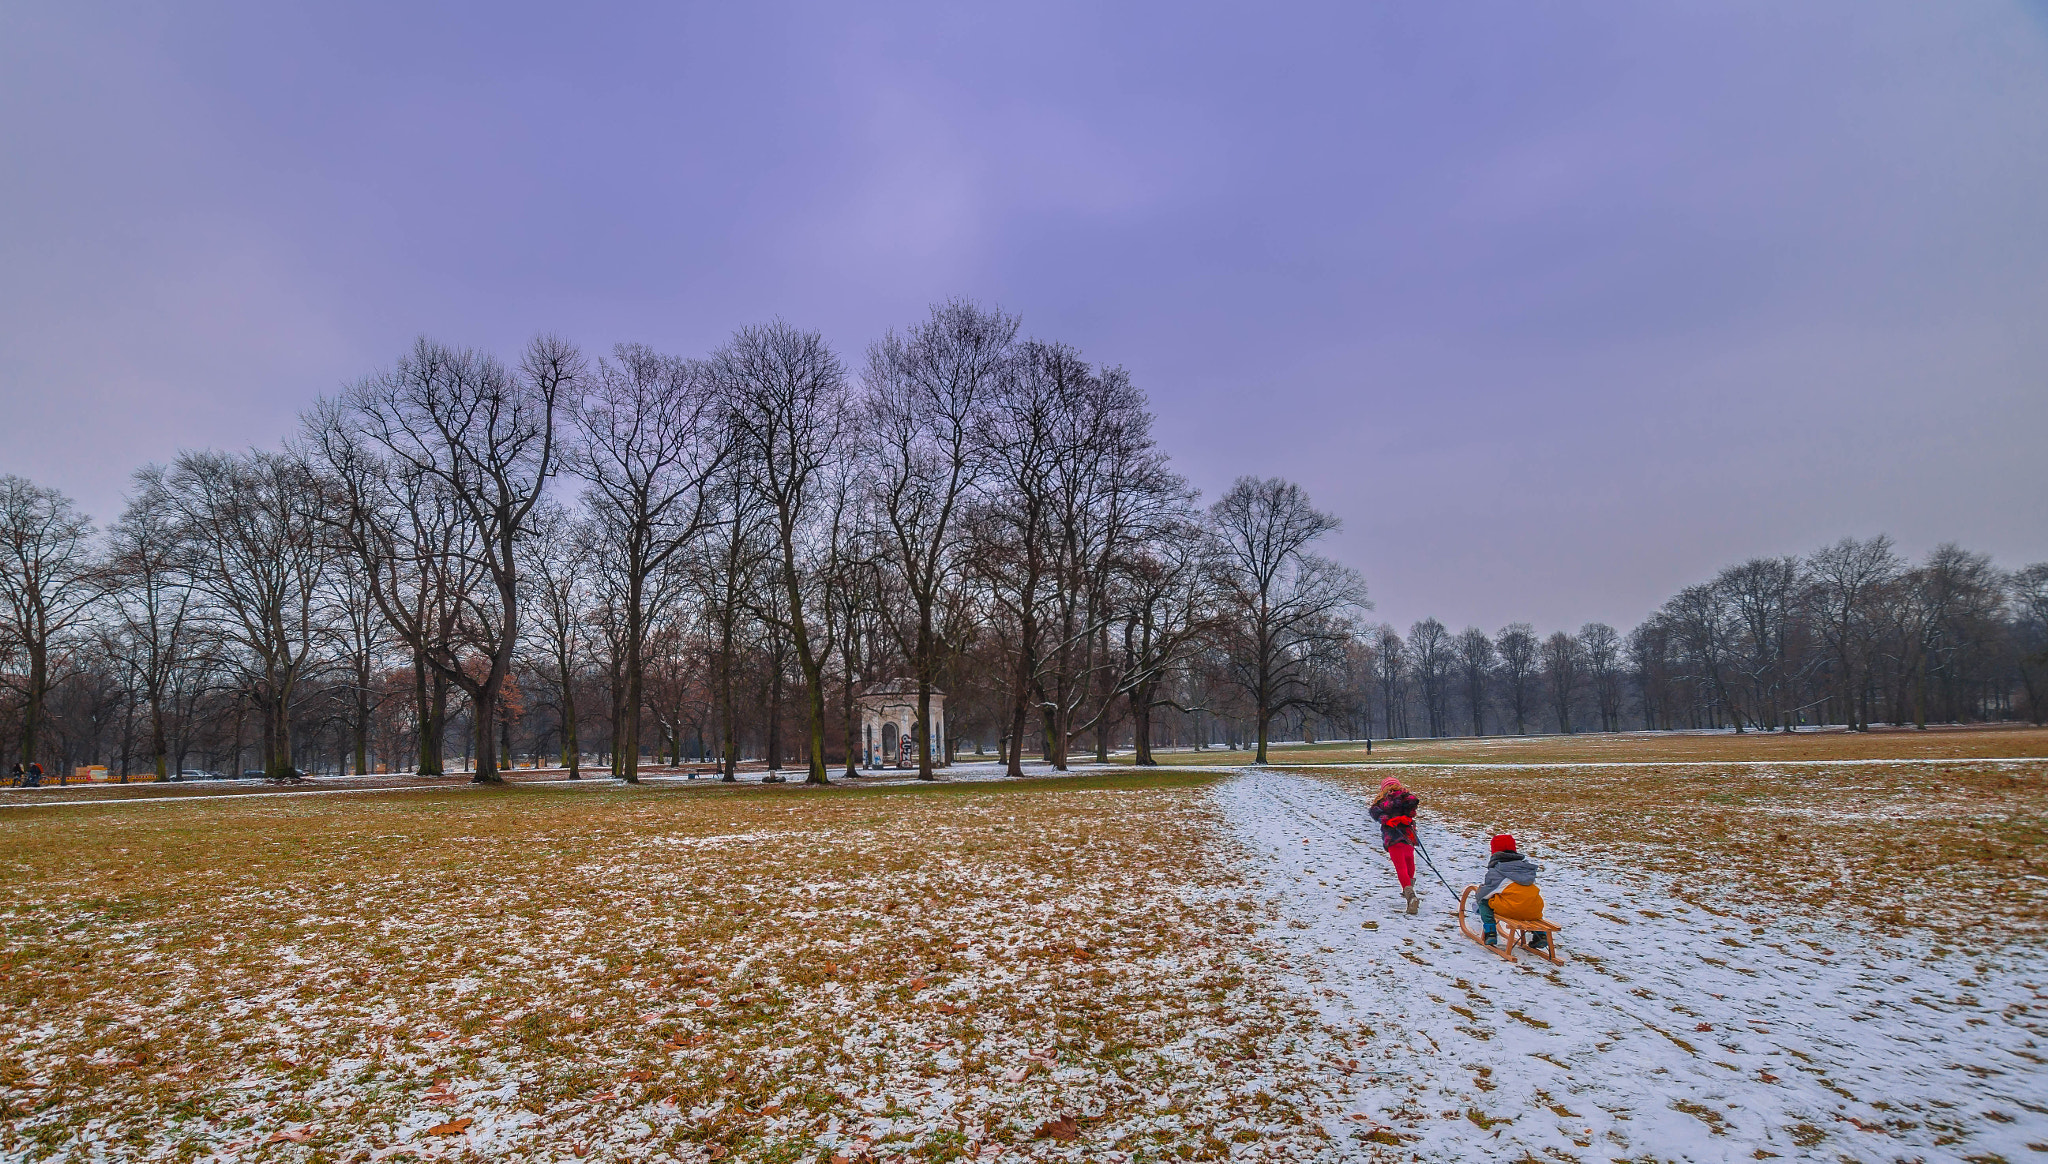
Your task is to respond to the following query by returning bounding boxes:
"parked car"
[175,769,224,781]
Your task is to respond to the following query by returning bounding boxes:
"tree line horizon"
[3,300,2043,784]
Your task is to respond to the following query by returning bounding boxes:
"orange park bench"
[1457,884,1563,965]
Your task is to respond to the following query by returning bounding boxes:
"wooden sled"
[1457,885,1563,965]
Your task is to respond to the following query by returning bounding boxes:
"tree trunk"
[916,600,938,780]
[1005,649,1031,779]
[150,692,169,781]
[416,653,446,775]
[841,646,861,778]
[19,647,45,771]
[1130,683,1155,766]
[719,630,739,783]
[1913,646,1929,730]
[800,664,830,786]
[561,661,580,778]
[1254,650,1271,764]
[354,671,370,777]
[472,694,500,783]
[767,665,783,770]
[268,686,294,779]
[916,685,937,782]
[620,589,645,783]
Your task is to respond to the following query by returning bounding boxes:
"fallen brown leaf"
[1032,1115,1080,1142]
[428,1117,472,1136]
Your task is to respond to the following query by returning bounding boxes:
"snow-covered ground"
[1215,768,2048,1162]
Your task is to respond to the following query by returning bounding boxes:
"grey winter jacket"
[1479,851,1540,900]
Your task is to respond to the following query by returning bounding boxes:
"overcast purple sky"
[3,2,2044,635]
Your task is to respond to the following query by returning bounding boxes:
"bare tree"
[161,451,330,778]
[0,476,101,771]
[1373,624,1406,739]
[864,301,1016,778]
[1541,629,1583,733]
[1118,514,1219,764]
[820,463,881,777]
[716,320,848,785]
[1209,477,1367,764]
[1041,364,1183,766]
[1408,617,1455,737]
[519,502,592,776]
[1455,626,1494,736]
[571,344,727,782]
[1807,536,1899,731]
[1663,582,1743,731]
[1719,557,1806,731]
[105,468,194,781]
[697,460,773,782]
[1897,543,2002,729]
[2010,563,2048,724]
[1496,623,1538,735]
[971,340,1072,774]
[1580,621,1623,732]
[329,552,391,775]
[317,335,577,783]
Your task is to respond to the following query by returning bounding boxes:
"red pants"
[1386,842,1415,888]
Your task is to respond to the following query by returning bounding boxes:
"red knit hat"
[1490,833,1516,854]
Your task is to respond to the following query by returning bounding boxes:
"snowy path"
[1215,769,2048,1162]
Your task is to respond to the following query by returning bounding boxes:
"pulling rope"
[1411,832,1459,896]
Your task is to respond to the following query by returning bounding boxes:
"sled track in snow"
[1217,768,2048,1162]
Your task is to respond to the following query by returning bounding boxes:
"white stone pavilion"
[856,679,947,769]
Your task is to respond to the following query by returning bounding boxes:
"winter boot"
[1403,886,1419,915]
[1482,922,1498,947]
[1528,931,1549,951]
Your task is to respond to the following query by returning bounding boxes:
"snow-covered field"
[0,774,1341,1163]
[1217,768,2048,1161]
[3,759,2041,1162]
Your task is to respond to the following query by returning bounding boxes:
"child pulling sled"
[1368,776,1422,914]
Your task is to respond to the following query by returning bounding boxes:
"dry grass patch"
[1135,723,2048,767]
[0,774,1339,1163]
[1294,760,2047,949]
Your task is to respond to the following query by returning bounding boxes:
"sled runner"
[1457,884,1563,965]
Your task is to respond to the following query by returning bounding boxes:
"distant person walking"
[1370,775,1422,914]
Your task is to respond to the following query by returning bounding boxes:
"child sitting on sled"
[1478,834,1547,950]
